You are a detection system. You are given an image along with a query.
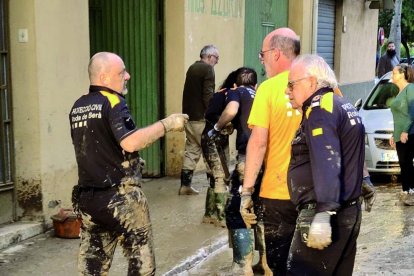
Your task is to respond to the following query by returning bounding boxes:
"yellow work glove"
[239,191,257,229]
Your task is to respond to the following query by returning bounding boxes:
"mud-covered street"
[0,176,413,275]
[188,176,414,275]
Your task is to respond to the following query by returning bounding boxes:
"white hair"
[292,54,338,89]
[200,45,219,58]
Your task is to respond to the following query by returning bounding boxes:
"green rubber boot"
[220,229,254,276]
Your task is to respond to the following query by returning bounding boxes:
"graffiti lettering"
[187,0,206,13]
[211,0,242,18]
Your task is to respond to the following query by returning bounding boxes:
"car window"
[364,81,399,110]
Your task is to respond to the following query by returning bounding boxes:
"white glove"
[307,211,333,250]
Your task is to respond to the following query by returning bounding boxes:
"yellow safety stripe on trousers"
[312,128,323,136]
[100,91,120,108]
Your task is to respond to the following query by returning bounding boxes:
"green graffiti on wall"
[187,0,206,13]
[187,0,242,18]
[211,0,242,17]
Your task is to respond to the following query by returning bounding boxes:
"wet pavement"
[187,176,414,275]
[0,175,414,275]
[0,173,227,276]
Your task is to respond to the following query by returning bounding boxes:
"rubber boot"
[214,192,228,228]
[252,222,272,275]
[178,169,199,195]
[218,229,254,276]
[202,187,217,224]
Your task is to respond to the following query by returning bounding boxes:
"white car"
[355,72,400,174]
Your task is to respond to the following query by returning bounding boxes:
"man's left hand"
[239,193,257,228]
[307,212,332,250]
[361,179,376,212]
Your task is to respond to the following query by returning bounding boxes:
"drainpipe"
[312,0,318,54]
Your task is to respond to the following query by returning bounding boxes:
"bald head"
[265,28,300,60]
[88,52,130,94]
[260,27,300,78]
[89,52,119,83]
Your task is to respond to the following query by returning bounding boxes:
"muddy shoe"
[214,219,227,228]
[403,190,414,206]
[399,191,408,202]
[178,185,199,195]
[202,216,217,224]
[215,263,253,276]
[252,262,265,274]
[252,255,272,275]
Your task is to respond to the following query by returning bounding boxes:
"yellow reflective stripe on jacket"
[306,91,334,119]
[320,92,334,113]
[312,128,323,136]
[306,106,312,119]
[100,91,120,108]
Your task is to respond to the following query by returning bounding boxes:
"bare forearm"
[121,121,165,152]
[243,133,267,190]
[216,102,238,129]
[216,111,236,129]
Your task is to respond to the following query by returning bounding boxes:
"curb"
[0,222,45,250]
[162,235,228,275]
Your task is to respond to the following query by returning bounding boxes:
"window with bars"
[0,0,14,188]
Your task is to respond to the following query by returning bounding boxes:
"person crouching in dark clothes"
[200,70,238,227]
[285,54,365,276]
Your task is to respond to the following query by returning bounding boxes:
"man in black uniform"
[285,54,365,275]
[70,52,188,275]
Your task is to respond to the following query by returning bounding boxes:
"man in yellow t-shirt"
[240,28,301,275]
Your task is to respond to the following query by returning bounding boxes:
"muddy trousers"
[261,198,297,276]
[182,121,209,175]
[201,128,229,223]
[77,185,155,276]
[286,203,362,276]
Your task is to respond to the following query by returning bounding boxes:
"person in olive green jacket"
[180,45,220,195]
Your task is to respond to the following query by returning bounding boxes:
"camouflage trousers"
[77,178,155,276]
[201,131,229,193]
[201,131,229,225]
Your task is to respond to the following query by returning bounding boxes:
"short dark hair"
[236,67,257,87]
[219,70,238,90]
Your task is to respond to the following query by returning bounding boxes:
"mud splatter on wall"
[16,178,43,218]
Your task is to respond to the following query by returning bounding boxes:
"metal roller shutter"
[317,0,336,69]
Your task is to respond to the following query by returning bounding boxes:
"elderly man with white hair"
[285,54,365,275]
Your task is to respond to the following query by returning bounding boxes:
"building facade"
[0,0,377,225]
